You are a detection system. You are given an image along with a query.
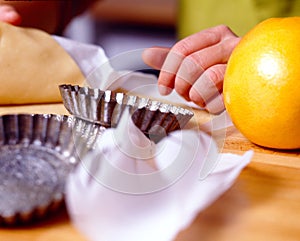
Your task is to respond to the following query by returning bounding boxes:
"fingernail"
[205,94,225,114]
[158,85,173,95]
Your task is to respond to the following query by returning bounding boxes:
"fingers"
[205,93,225,114]
[158,50,185,95]
[141,25,240,114]
[142,46,170,70]
[158,25,239,96]
[174,37,239,100]
[142,47,173,95]
[189,64,227,114]
[0,5,22,25]
[171,25,238,56]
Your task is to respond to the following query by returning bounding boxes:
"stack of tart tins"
[0,114,105,225]
[0,84,194,225]
[59,84,194,142]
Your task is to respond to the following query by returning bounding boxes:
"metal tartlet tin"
[0,114,105,225]
[59,84,194,142]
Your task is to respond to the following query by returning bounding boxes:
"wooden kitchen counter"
[0,103,299,241]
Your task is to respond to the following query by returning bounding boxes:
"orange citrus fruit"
[224,17,300,150]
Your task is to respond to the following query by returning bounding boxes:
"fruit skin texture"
[224,17,300,150]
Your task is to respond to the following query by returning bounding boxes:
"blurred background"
[63,0,177,57]
[63,0,300,57]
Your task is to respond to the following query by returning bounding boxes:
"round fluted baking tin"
[0,114,105,225]
[59,84,194,142]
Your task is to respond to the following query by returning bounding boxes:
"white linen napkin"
[54,36,253,241]
[66,109,253,241]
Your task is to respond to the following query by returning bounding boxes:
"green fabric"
[178,0,300,39]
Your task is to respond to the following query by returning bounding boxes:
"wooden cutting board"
[0,104,299,241]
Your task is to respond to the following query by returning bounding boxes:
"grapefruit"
[224,17,300,149]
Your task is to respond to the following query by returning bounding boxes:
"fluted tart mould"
[0,114,105,225]
[59,84,194,141]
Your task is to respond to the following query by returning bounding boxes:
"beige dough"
[0,22,85,105]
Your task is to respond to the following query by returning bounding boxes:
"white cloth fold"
[66,109,253,241]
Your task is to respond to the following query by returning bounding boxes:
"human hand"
[142,25,241,114]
